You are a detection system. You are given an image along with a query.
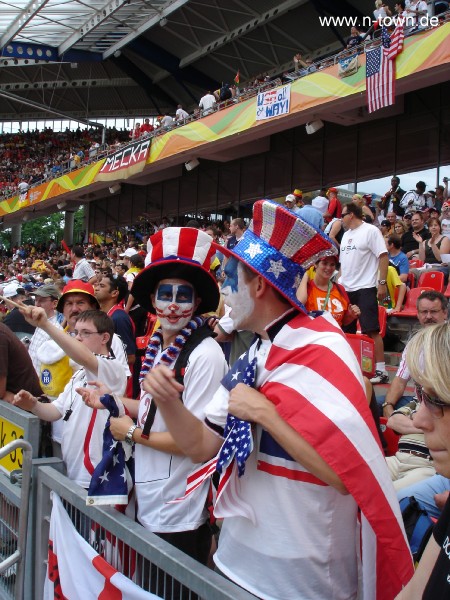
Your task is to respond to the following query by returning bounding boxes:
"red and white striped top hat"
[131,227,219,314]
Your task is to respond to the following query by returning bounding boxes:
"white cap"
[285,194,296,203]
[2,282,24,298]
[119,248,138,258]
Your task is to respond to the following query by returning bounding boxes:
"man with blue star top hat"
[144,199,413,600]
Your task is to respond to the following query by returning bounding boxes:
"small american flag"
[366,25,404,113]
[169,353,257,516]
[216,354,256,476]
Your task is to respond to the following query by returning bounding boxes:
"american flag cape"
[87,394,134,506]
[258,312,413,599]
[44,493,159,600]
[366,24,404,113]
[175,311,413,599]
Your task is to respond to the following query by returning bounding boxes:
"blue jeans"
[376,395,412,417]
[397,474,450,519]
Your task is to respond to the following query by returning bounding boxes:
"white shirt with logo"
[339,222,387,291]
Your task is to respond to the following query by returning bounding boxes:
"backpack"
[399,496,434,564]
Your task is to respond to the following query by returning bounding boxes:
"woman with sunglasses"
[396,323,450,599]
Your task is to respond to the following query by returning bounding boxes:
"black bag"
[399,496,434,563]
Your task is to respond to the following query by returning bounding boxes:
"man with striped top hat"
[82,227,228,568]
[144,199,413,600]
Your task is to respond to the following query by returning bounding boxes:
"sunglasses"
[415,383,450,419]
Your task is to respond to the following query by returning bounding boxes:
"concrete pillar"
[83,204,89,244]
[11,223,21,247]
[63,210,75,246]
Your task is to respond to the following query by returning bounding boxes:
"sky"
[354,164,450,198]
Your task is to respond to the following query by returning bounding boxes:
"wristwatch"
[125,424,138,445]
[381,401,393,409]
[378,279,387,285]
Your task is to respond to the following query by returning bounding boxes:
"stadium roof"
[0,0,382,122]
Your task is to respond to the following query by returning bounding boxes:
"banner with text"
[96,138,151,182]
[256,84,291,120]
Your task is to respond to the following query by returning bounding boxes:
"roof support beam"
[58,0,129,55]
[103,0,190,60]
[0,0,51,49]
[127,37,218,92]
[0,78,136,92]
[0,89,103,128]
[178,0,309,68]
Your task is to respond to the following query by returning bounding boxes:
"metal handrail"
[0,439,32,600]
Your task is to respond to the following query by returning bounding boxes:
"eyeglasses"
[417,309,444,317]
[70,330,101,339]
[415,383,450,419]
[341,212,350,218]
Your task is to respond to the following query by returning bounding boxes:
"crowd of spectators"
[1,5,448,206]
[3,181,450,595]
[0,126,130,200]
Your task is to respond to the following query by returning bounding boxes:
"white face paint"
[221,258,254,330]
[153,279,195,333]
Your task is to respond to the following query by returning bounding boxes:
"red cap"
[56,279,99,313]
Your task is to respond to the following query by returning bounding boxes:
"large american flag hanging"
[366,24,404,113]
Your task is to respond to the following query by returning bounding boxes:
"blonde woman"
[352,194,374,222]
[395,323,450,599]
[393,220,407,236]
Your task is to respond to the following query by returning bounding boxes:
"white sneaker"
[370,370,389,384]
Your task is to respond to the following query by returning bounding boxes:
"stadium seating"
[417,271,445,292]
[379,417,400,457]
[408,259,424,268]
[395,287,434,318]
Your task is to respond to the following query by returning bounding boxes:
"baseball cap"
[381,220,390,227]
[404,213,412,219]
[34,283,61,299]
[56,279,99,313]
[119,248,138,258]
[2,282,25,299]
[328,187,338,194]
[285,194,296,203]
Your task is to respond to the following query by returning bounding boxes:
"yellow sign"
[0,417,24,472]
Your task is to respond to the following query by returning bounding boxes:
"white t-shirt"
[176,108,189,121]
[339,221,387,291]
[135,336,227,533]
[52,355,127,487]
[441,218,450,239]
[72,258,95,282]
[204,322,362,600]
[161,115,173,128]
[199,93,216,113]
[311,195,329,215]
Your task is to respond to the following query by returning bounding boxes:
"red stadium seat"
[357,305,387,338]
[377,305,387,337]
[345,333,375,378]
[395,287,433,318]
[417,271,445,292]
[379,417,400,457]
[406,272,415,289]
[409,259,424,268]
[444,282,450,298]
